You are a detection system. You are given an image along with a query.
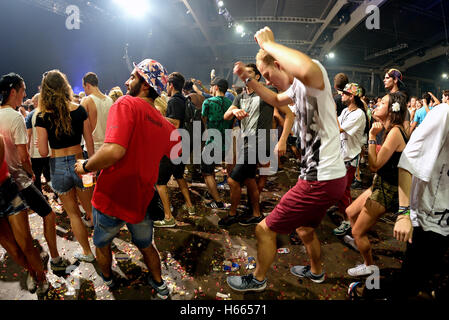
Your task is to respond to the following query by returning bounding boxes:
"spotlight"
[327,52,335,59]
[113,0,149,18]
[218,1,224,7]
[236,24,244,33]
[442,73,448,79]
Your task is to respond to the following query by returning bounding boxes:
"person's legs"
[76,187,94,221]
[8,211,45,282]
[253,219,277,282]
[0,217,29,269]
[346,188,372,227]
[43,211,59,259]
[244,178,260,217]
[140,244,162,283]
[351,199,385,267]
[92,207,123,280]
[228,177,241,217]
[296,226,322,275]
[58,189,93,256]
[338,165,357,220]
[156,185,173,220]
[203,174,222,203]
[31,157,44,192]
[176,178,193,208]
[42,157,51,184]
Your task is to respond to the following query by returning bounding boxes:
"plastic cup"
[82,173,94,188]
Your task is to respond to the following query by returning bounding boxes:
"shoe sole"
[226,279,267,292]
[238,221,262,226]
[290,268,325,283]
[347,271,374,277]
[154,224,176,228]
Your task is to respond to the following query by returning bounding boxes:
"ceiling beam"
[319,0,389,59]
[181,0,219,59]
[307,0,347,53]
[402,45,449,70]
[237,16,325,24]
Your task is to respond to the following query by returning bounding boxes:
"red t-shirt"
[0,158,9,184]
[92,95,181,224]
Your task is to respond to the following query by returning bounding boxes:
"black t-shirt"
[166,93,186,129]
[334,94,345,117]
[35,105,88,149]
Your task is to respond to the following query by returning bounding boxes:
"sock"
[253,277,266,284]
[153,279,164,287]
[51,257,62,264]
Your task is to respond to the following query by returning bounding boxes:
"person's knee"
[228,177,240,189]
[255,221,274,241]
[296,227,315,243]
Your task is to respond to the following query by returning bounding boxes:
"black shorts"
[201,147,225,176]
[19,184,52,218]
[229,146,258,183]
[157,156,185,185]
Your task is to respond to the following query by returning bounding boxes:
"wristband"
[395,206,410,216]
[82,160,91,173]
[368,140,376,145]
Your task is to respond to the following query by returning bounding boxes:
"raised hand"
[254,26,275,49]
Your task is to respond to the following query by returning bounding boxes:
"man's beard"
[127,81,142,97]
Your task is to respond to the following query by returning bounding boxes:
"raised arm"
[254,27,324,90]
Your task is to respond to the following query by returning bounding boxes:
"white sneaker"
[348,264,376,277]
[74,252,95,263]
[343,235,359,251]
[27,272,37,293]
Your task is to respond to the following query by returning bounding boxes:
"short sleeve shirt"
[413,106,432,126]
[284,60,346,181]
[398,103,449,236]
[338,108,366,162]
[166,93,186,129]
[201,96,233,149]
[0,107,33,190]
[92,95,181,224]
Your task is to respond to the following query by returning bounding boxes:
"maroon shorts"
[265,176,346,234]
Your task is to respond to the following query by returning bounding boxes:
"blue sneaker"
[227,274,267,292]
[148,275,170,299]
[290,265,325,283]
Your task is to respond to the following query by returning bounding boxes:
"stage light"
[327,52,335,59]
[442,73,448,79]
[113,0,150,18]
[218,1,224,7]
[236,24,244,33]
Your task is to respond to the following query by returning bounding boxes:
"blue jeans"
[49,155,85,194]
[92,206,154,249]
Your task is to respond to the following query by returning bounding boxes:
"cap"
[343,83,362,97]
[387,68,404,86]
[133,59,168,96]
[211,78,229,91]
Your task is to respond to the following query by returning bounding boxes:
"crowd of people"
[0,26,448,300]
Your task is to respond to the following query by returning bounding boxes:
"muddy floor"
[0,156,446,301]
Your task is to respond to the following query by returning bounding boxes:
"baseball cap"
[387,68,404,86]
[211,78,229,92]
[133,59,168,96]
[342,83,362,97]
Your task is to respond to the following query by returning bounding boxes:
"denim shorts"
[0,178,27,218]
[49,155,86,195]
[92,206,154,249]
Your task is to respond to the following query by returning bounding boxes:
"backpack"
[184,96,203,137]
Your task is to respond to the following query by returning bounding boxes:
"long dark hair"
[0,73,24,106]
[384,91,407,140]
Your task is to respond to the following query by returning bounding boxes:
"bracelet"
[395,206,410,216]
[82,160,91,173]
[368,140,376,145]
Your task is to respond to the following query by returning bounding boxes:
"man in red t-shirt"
[75,59,180,299]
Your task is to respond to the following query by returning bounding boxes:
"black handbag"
[146,187,165,221]
[0,177,20,212]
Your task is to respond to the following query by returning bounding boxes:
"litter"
[222,261,239,272]
[277,248,290,254]
[216,292,231,300]
[246,257,256,270]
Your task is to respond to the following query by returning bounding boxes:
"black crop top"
[377,127,408,186]
[35,106,88,149]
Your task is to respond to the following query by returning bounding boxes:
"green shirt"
[202,96,233,149]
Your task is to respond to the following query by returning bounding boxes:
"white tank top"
[89,94,113,153]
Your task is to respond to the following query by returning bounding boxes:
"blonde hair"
[39,70,73,139]
[108,87,123,103]
[154,93,168,116]
[256,49,276,66]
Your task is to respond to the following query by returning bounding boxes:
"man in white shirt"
[226,27,346,292]
[392,103,449,300]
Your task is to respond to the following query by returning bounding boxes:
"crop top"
[35,105,88,149]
